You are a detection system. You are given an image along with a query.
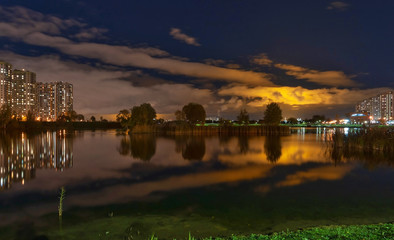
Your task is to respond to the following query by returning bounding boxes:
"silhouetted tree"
[182,103,206,124]
[76,114,85,121]
[312,115,326,123]
[90,116,96,122]
[264,102,282,125]
[287,117,298,124]
[174,110,186,121]
[130,103,156,128]
[0,105,12,128]
[116,109,131,129]
[237,108,249,125]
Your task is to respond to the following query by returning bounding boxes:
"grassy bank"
[209,223,394,240]
[7,221,393,240]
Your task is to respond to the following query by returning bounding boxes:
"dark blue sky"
[0,0,392,119]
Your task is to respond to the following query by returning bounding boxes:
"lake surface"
[0,128,393,239]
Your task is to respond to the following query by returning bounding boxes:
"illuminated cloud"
[274,63,358,87]
[327,1,350,11]
[251,53,273,66]
[0,6,274,86]
[169,27,201,46]
[251,53,357,87]
[218,85,391,106]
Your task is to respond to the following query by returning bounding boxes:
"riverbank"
[4,220,392,240]
[131,123,291,135]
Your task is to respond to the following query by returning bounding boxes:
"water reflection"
[264,135,282,163]
[118,134,156,161]
[175,136,206,161]
[0,131,73,191]
[237,135,249,154]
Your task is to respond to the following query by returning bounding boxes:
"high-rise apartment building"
[0,61,12,106]
[0,61,74,121]
[54,81,73,119]
[11,69,37,117]
[36,82,56,121]
[36,82,73,121]
[355,91,394,121]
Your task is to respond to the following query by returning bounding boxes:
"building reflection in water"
[0,131,73,191]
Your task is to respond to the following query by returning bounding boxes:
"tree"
[116,109,131,128]
[182,103,206,124]
[312,115,326,123]
[67,110,78,121]
[90,116,96,122]
[76,114,85,121]
[0,105,12,128]
[174,110,186,121]
[130,103,156,127]
[237,108,249,125]
[287,117,298,124]
[264,102,282,125]
[26,110,35,122]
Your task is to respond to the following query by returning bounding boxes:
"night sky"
[0,0,393,120]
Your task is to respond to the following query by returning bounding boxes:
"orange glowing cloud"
[218,85,391,106]
[274,63,358,87]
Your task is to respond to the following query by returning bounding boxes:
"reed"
[58,186,66,219]
[328,128,394,165]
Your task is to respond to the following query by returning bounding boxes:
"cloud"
[274,63,358,87]
[218,85,391,106]
[251,54,357,87]
[169,28,201,46]
[1,51,217,118]
[0,6,274,86]
[251,53,273,66]
[327,1,350,11]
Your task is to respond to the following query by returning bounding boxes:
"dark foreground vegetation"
[209,223,394,240]
[6,221,393,240]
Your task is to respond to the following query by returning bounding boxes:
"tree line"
[116,102,283,131]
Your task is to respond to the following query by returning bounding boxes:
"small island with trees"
[116,102,289,135]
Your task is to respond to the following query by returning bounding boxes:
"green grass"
[131,223,394,240]
[210,223,394,240]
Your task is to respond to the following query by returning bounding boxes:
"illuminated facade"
[355,91,394,121]
[0,61,74,121]
[36,82,73,121]
[0,61,12,106]
[11,69,37,117]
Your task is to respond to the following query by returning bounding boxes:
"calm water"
[0,129,393,239]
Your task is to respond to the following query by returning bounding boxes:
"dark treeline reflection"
[328,143,394,168]
[0,131,74,191]
[264,135,282,163]
[118,134,156,161]
[175,136,206,161]
[238,135,249,154]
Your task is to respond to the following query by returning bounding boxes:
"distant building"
[0,60,74,121]
[36,82,73,121]
[0,61,12,106]
[355,91,393,121]
[54,81,73,119]
[11,69,37,117]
